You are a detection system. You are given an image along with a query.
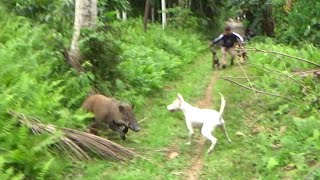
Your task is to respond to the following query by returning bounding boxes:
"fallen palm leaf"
[10,111,139,162]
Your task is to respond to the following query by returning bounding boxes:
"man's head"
[224,25,232,35]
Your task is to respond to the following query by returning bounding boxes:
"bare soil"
[184,71,219,180]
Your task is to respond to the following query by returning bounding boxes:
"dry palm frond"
[10,111,139,162]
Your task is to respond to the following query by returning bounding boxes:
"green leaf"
[267,157,279,170]
[303,28,310,36]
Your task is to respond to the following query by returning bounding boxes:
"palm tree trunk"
[161,0,166,29]
[262,5,275,37]
[143,0,151,32]
[68,0,97,72]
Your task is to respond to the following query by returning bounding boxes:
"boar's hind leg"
[109,122,126,140]
[88,120,100,135]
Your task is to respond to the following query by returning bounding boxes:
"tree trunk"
[198,0,204,15]
[151,7,155,22]
[262,5,275,37]
[122,11,127,20]
[143,0,151,32]
[68,0,97,72]
[161,0,166,29]
[116,10,121,19]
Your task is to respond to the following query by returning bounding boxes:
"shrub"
[0,7,91,179]
[113,20,206,96]
[244,40,320,178]
[80,24,123,93]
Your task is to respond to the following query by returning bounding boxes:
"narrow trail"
[184,71,219,180]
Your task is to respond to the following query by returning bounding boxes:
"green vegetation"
[0,0,319,179]
[0,4,207,179]
[116,20,206,96]
[236,0,320,46]
[202,44,320,178]
[82,53,214,179]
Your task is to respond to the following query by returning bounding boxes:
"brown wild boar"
[82,94,140,140]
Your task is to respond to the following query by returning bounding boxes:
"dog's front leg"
[186,122,194,145]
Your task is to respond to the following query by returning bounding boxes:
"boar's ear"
[119,105,125,112]
[131,104,135,110]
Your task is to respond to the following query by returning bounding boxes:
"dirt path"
[184,71,219,180]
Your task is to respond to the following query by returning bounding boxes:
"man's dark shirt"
[212,32,243,48]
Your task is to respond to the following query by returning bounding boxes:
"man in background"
[210,25,244,68]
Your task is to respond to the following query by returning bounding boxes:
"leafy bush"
[80,24,123,93]
[277,0,320,46]
[0,6,207,178]
[0,7,91,179]
[245,40,320,178]
[166,7,200,30]
[248,39,320,105]
[113,20,206,96]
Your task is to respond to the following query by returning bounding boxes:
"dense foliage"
[277,0,320,46]
[235,0,320,46]
[0,0,319,179]
[115,20,205,96]
[0,3,206,178]
[247,40,320,177]
[0,7,92,179]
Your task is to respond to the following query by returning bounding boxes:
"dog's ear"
[177,93,184,101]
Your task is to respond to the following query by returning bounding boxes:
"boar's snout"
[119,104,141,132]
[129,123,140,132]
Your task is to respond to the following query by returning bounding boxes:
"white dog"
[167,93,231,153]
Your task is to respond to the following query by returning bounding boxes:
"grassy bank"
[0,8,208,178]
[200,41,320,179]
[71,53,214,179]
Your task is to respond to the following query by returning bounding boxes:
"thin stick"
[223,76,261,79]
[138,116,150,124]
[245,47,320,67]
[294,69,320,74]
[293,69,320,76]
[219,76,292,100]
[236,60,258,99]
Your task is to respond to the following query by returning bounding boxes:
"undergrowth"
[201,40,320,179]
[1,1,319,179]
[114,20,206,98]
[0,7,207,179]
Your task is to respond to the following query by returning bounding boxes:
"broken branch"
[245,47,320,67]
[236,60,258,99]
[219,76,292,100]
[247,63,317,96]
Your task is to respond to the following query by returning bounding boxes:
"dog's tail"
[218,92,226,121]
